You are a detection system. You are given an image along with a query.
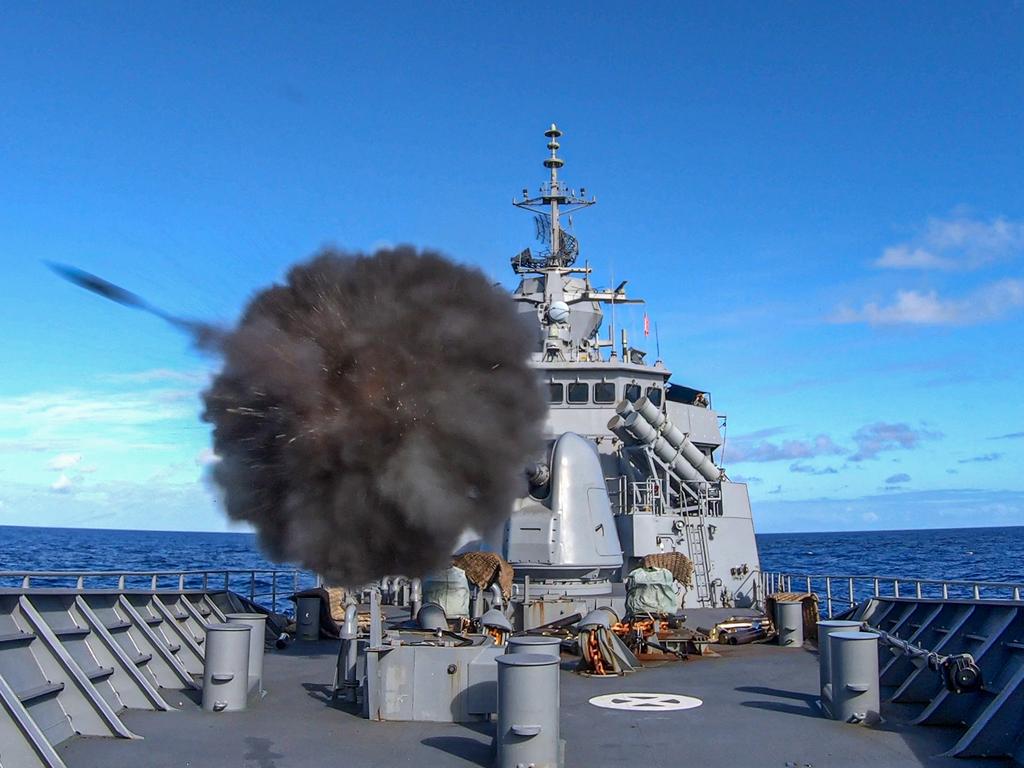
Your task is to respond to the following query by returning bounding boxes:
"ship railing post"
[77,575,84,590]
[249,571,256,602]
[915,581,922,599]
[271,572,278,613]
[848,577,854,609]
[203,572,209,591]
[942,582,949,599]
[1014,586,1021,601]
[224,572,230,591]
[973,583,980,600]
[179,573,185,591]
[806,576,812,595]
[118,574,125,590]
[894,579,900,598]
[826,577,833,618]
[151,574,158,591]
[873,578,879,598]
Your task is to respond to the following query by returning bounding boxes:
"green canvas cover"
[625,566,680,617]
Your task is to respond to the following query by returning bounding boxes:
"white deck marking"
[588,692,703,711]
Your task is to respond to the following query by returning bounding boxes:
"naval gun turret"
[500,125,761,627]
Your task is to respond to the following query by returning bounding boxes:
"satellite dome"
[548,301,570,324]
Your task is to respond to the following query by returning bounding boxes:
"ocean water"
[1,524,1022,604]
[756,526,1024,584]
[0,526,318,611]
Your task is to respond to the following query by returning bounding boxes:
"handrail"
[0,568,314,615]
[763,572,1024,589]
[761,570,1024,618]
[0,569,300,577]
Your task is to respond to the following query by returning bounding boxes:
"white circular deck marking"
[588,693,703,711]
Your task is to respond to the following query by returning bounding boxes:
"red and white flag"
[643,312,650,337]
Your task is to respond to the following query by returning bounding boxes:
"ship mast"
[511,123,596,279]
[544,124,564,259]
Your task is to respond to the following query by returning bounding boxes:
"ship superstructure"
[501,125,761,609]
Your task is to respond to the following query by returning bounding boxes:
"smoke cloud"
[52,247,547,586]
[201,248,546,585]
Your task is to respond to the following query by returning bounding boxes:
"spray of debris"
[52,249,547,585]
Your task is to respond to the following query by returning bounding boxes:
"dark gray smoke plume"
[201,248,547,585]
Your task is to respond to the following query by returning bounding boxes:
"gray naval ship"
[2,125,1024,768]
[499,122,758,627]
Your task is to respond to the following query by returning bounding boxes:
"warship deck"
[59,627,1008,768]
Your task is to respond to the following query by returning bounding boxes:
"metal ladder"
[685,519,713,606]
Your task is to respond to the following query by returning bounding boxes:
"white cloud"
[46,452,83,470]
[876,246,957,270]
[50,473,73,493]
[727,434,845,463]
[875,214,1024,271]
[832,279,1024,326]
[850,422,941,461]
[99,368,210,385]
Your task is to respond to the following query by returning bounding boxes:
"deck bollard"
[202,623,251,712]
[829,630,881,724]
[507,635,562,656]
[496,653,562,768]
[817,619,861,715]
[775,600,804,647]
[297,596,320,641]
[225,612,267,695]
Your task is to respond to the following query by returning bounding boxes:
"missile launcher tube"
[635,397,722,482]
[616,397,722,483]
[621,411,704,484]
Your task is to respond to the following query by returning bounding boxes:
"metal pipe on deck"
[828,631,880,724]
[409,577,422,620]
[202,624,251,712]
[489,583,504,610]
[817,620,861,715]
[775,600,804,648]
[340,603,359,703]
[225,612,267,695]
[496,653,561,768]
[297,596,320,641]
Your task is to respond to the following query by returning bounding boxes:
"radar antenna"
[511,123,595,272]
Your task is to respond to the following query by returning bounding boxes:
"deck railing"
[0,568,317,616]
[762,571,1024,618]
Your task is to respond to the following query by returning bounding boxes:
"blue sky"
[1,3,1022,533]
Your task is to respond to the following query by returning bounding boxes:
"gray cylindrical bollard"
[297,596,320,641]
[507,635,562,656]
[829,630,880,724]
[496,653,561,768]
[817,620,861,708]
[202,623,251,712]
[225,613,267,694]
[776,600,804,647]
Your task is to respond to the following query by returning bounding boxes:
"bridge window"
[548,383,563,404]
[594,382,616,403]
[646,387,663,406]
[567,382,589,403]
[624,383,642,403]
